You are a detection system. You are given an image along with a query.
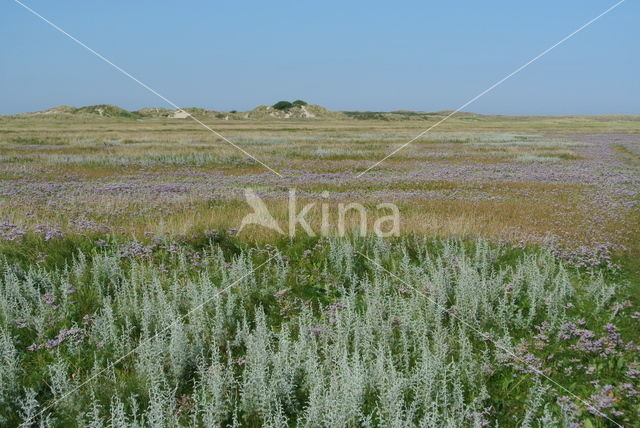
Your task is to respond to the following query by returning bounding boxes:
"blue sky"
[1,0,638,115]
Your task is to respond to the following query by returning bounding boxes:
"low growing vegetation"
[0,234,638,426]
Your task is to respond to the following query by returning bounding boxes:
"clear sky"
[1,0,638,115]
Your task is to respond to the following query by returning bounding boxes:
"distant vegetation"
[74,104,141,119]
[343,111,391,121]
[343,110,457,121]
[7,103,638,123]
[272,101,294,111]
[272,100,308,110]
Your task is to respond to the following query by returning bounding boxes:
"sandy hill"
[11,104,491,121]
[19,104,140,119]
[241,104,346,120]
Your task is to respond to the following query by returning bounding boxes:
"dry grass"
[0,114,638,252]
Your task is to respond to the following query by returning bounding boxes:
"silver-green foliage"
[0,238,620,426]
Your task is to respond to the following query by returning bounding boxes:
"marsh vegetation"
[0,112,639,426]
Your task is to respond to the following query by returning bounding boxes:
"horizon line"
[3,103,640,118]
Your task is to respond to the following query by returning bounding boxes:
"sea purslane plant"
[0,236,636,426]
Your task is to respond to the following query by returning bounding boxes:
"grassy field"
[0,112,639,426]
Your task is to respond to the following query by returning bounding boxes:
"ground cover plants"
[0,234,639,427]
[0,112,639,426]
